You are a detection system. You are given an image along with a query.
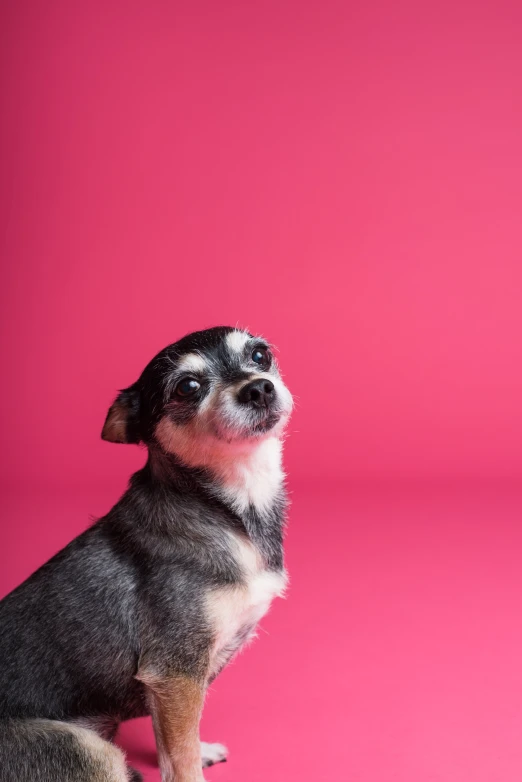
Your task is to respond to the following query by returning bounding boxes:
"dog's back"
[0,522,143,724]
[0,515,149,781]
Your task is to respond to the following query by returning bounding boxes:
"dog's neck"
[202,436,285,516]
[147,436,286,518]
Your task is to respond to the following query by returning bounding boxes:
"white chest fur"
[214,437,285,515]
[206,533,287,676]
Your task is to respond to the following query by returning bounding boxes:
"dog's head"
[102,327,293,466]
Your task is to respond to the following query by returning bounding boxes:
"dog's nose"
[238,378,275,407]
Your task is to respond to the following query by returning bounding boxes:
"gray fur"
[0,720,141,781]
[0,327,291,780]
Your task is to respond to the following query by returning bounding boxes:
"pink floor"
[2,481,522,781]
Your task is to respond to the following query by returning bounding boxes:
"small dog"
[0,326,293,782]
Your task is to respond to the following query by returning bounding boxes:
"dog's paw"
[201,741,228,768]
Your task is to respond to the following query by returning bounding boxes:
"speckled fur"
[0,327,292,782]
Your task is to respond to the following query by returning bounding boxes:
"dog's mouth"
[252,412,281,433]
[211,406,283,442]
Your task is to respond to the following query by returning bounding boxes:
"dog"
[0,326,293,782]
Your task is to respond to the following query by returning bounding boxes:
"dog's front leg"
[140,671,206,782]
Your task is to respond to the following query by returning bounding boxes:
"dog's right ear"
[101,385,141,444]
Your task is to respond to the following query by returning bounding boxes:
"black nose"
[238,378,275,407]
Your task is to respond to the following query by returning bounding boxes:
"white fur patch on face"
[225,329,250,354]
[176,352,207,374]
[219,372,294,436]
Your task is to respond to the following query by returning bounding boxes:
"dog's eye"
[175,378,201,397]
[252,347,270,366]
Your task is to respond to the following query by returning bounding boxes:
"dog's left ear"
[101,385,141,444]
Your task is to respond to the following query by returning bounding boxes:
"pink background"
[2,1,522,781]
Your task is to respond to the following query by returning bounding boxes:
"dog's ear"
[101,385,141,444]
